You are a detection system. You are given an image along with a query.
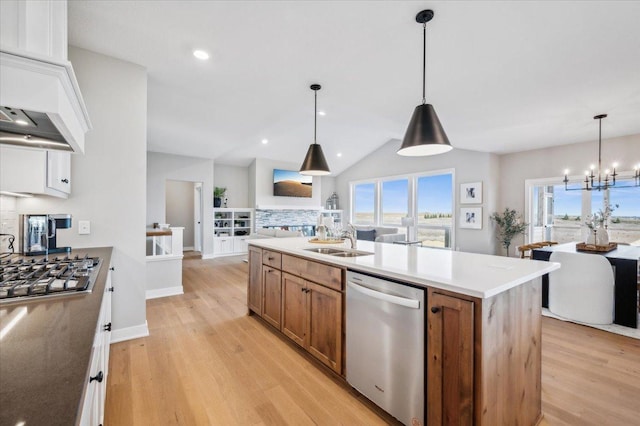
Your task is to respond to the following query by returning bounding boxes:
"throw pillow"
[356,229,376,241]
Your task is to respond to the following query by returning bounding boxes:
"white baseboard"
[183,246,194,251]
[202,253,215,259]
[111,321,150,344]
[146,286,184,300]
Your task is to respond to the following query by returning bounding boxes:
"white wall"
[335,139,500,255]
[251,158,323,208]
[214,164,249,207]
[165,180,194,248]
[147,152,214,257]
[499,133,640,250]
[16,47,148,337]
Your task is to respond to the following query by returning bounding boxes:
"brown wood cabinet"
[248,245,345,375]
[427,292,474,425]
[261,265,282,330]
[247,246,262,315]
[306,280,342,373]
[426,279,543,426]
[282,272,307,347]
[281,272,343,373]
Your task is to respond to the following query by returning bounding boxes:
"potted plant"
[214,187,226,208]
[490,208,528,256]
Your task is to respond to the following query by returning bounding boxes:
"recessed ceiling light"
[193,50,209,60]
[337,152,342,157]
[15,119,29,126]
[261,139,269,144]
[318,111,326,116]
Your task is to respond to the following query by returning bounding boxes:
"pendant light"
[300,84,330,176]
[398,10,452,156]
[563,114,640,191]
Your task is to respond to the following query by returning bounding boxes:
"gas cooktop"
[0,254,102,304]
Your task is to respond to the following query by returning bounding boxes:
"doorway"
[165,180,203,256]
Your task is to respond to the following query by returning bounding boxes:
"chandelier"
[563,114,639,191]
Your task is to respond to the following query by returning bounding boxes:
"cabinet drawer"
[282,254,342,291]
[263,250,282,269]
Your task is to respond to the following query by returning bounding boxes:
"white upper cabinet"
[47,149,71,193]
[0,145,71,198]
[0,0,68,61]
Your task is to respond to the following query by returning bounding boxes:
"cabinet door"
[213,237,234,254]
[427,292,474,426]
[247,247,262,315]
[307,281,343,374]
[262,266,282,330]
[233,236,249,253]
[47,150,71,193]
[281,273,307,347]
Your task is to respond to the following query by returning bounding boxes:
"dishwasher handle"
[347,281,421,309]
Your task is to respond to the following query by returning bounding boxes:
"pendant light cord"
[422,22,426,105]
[314,89,318,144]
[598,116,602,182]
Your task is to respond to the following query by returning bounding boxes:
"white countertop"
[249,237,560,299]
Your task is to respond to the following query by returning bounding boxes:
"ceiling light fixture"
[193,50,209,60]
[261,138,269,144]
[564,114,639,191]
[318,111,326,116]
[300,84,330,176]
[398,10,452,157]
[337,152,342,157]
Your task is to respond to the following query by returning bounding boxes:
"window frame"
[349,168,455,249]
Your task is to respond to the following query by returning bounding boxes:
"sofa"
[249,228,303,239]
[352,225,406,244]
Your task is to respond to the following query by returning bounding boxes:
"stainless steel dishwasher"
[346,270,425,426]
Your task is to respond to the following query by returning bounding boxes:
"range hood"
[0,48,92,153]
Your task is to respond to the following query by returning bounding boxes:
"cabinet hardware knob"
[104,322,112,332]
[108,287,114,292]
[268,257,274,260]
[431,306,441,314]
[109,267,115,271]
[61,178,69,183]
[301,287,305,292]
[90,371,104,383]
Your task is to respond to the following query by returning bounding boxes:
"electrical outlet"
[78,220,91,235]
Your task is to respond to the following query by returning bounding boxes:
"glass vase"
[596,223,609,246]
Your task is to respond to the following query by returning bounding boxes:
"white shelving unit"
[213,208,254,257]
[321,209,343,225]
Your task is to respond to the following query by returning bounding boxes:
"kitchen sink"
[304,247,345,255]
[329,250,374,257]
[304,247,374,257]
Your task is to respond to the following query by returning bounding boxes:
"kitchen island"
[247,237,559,426]
[0,247,113,426]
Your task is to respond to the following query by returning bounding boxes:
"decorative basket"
[575,242,617,253]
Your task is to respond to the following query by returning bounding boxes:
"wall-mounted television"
[273,169,312,198]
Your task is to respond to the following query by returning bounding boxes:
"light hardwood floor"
[105,256,640,425]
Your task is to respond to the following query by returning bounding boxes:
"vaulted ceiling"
[68,1,640,175]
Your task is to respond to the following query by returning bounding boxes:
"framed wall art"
[460,181,482,204]
[460,207,482,229]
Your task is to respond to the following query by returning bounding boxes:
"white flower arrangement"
[584,203,618,230]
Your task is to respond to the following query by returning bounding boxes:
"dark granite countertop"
[0,247,113,426]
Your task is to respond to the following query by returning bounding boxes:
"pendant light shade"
[300,84,330,176]
[398,104,452,156]
[398,9,452,157]
[300,143,330,176]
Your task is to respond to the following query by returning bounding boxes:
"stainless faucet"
[341,224,357,249]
